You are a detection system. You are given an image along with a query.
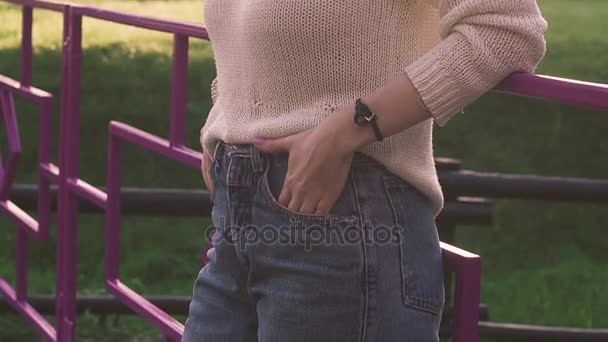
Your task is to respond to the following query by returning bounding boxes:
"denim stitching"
[351,169,377,342]
[227,156,252,187]
[383,175,409,309]
[225,157,248,266]
[383,175,443,315]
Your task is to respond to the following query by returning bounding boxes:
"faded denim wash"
[183,141,444,342]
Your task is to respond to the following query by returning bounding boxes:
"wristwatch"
[354,98,383,142]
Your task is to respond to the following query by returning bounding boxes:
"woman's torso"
[200,0,445,216]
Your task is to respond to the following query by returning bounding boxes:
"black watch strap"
[354,98,383,142]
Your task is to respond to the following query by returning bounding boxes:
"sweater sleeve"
[405,0,548,126]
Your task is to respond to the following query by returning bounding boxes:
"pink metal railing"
[1,0,607,341]
[0,75,55,340]
[57,4,207,342]
[105,122,201,341]
[0,2,60,340]
[496,73,608,111]
[0,1,208,341]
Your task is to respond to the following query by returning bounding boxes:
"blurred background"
[0,0,606,341]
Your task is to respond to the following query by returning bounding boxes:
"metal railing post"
[20,5,33,87]
[169,34,189,147]
[55,6,81,342]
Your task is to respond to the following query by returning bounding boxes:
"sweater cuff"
[405,43,467,127]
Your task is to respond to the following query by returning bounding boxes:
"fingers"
[278,185,292,207]
[288,197,305,213]
[253,129,346,216]
[277,175,305,213]
[252,134,295,153]
[287,192,331,215]
[314,198,332,215]
[299,197,320,215]
[280,180,328,215]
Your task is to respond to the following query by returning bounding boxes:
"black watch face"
[354,113,369,126]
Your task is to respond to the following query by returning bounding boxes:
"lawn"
[0,0,607,341]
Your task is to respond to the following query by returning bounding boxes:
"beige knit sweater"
[200,0,547,217]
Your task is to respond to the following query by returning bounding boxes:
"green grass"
[0,0,607,340]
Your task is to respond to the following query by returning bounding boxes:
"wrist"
[318,104,376,154]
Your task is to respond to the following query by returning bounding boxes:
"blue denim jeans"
[183,141,444,342]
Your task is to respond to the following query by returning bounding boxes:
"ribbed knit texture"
[200,0,547,217]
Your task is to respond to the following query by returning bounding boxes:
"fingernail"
[252,137,266,145]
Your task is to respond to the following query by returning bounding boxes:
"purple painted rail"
[0,2,60,340]
[1,0,607,341]
[57,4,207,342]
[0,75,55,340]
[0,1,207,341]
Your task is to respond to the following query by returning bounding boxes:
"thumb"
[252,135,293,153]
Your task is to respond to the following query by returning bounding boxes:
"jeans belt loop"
[211,140,222,163]
[250,145,265,174]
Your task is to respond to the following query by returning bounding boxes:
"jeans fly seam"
[350,170,370,342]
[226,157,248,266]
[383,176,408,308]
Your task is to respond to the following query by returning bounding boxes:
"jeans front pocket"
[383,174,445,315]
[261,165,337,223]
[259,156,358,225]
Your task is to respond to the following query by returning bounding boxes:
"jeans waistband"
[212,140,382,172]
